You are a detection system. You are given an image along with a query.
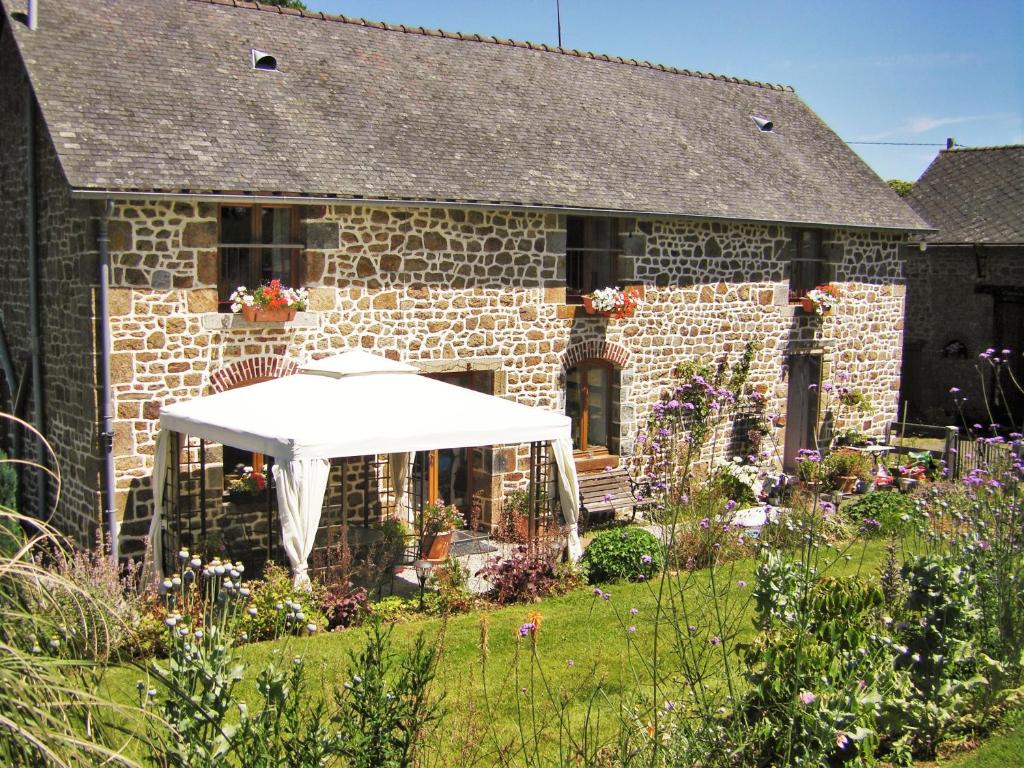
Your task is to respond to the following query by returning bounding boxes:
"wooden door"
[783,354,821,471]
[995,295,1024,426]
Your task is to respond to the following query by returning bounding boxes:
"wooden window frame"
[217,204,303,312]
[788,229,826,303]
[567,359,617,454]
[565,216,622,302]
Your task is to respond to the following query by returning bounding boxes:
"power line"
[846,140,968,147]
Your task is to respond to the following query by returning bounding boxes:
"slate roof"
[1,0,927,230]
[907,146,1024,244]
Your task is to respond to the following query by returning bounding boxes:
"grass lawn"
[941,709,1024,767]
[102,537,893,762]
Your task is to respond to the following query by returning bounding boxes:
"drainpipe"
[26,86,46,519]
[28,0,38,32]
[97,200,118,563]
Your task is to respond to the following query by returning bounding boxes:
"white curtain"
[388,451,411,523]
[144,430,172,583]
[550,436,583,560]
[273,458,331,587]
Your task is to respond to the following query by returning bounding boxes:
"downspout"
[97,200,118,563]
[26,85,46,519]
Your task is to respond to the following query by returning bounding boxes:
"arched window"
[565,359,619,454]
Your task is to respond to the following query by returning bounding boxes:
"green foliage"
[242,562,327,641]
[33,529,147,661]
[332,619,443,768]
[429,556,475,615]
[0,450,16,510]
[0,510,142,766]
[370,595,421,624]
[888,179,915,197]
[822,448,875,487]
[845,490,919,536]
[582,527,663,583]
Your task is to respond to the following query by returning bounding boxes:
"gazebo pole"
[199,439,207,542]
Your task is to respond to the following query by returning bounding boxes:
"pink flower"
[836,731,849,749]
[799,691,816,706]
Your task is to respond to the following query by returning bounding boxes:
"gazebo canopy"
[160,350,571,460]
[150,350,582,582]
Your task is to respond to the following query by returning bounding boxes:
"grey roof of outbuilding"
[907,146,1024,244]
[2,0,927,230]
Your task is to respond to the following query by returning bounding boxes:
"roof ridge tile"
[185,0,793,91]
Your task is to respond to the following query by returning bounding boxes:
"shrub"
[241,562,327,640]
[322,585,370,631]
[0,510,142,765]
[494,488,530,543]
[845,490,919,536]
[0,450,16,510]
[671,513,754,570]
[821,448,873,489]
[477,546,576,604]
[429,556,476,615]
[32,529,146,661]
[581,527,663,583]
[371,595,421,624]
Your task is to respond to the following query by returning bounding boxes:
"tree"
[254,0,308,9]
[887,179,914,197]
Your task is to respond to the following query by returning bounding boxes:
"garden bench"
[577,467,654,527]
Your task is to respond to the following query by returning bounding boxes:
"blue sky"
[315,0,1022,183]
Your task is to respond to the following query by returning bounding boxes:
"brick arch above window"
[561,341,631,371]
[209,356,299,394]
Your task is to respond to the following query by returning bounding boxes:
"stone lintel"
[199,312,319,330]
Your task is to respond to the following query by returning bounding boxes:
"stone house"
[902,145,1024,425]
[0,0,927,564]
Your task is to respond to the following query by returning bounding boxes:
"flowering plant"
[586,286,641,317]
[230,279,308,313]
[417,500,463,535]
[802,283,841,315]
[228,465,267,497]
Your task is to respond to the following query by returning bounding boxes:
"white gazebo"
[147,350,581,583]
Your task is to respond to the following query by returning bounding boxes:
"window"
[218,205,302,311]
[788,229,826,302]
[566,216,621,301]
[565,360,618,453]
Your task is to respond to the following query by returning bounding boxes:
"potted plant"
[417,500,462,560]
[226,464,267,502]
[796,449,825,490]
[823,448,873,494]
[230,279,309,322]
[800,283,841,316]
[582,286,641,319]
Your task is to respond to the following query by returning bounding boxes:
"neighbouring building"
[902,145,1024,425]
[0,0,927,566]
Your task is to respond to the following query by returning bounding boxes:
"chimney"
[946,137,955,150]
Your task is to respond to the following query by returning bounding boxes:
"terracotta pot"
[241,305,297,322]
[420,530,452,560]
[839,475,859,494]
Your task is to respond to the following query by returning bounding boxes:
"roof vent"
[252,49,278,71]
[751,115,774,132]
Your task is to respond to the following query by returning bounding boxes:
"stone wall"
[104,200,907,560]
[903,244,1024,425]
[0,25,100,545]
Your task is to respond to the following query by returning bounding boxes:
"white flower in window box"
[583,286,641,319]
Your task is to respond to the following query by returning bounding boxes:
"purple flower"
[687,625,697,633]
[725,499,737,512]
[518,622,535,638]
[709,635,721,645]
[682,402,696,411]
[641,554,653,565]
[603,493,613,503]
[667,399,680,409]
[949,387,961,394]
[738,580,747,588]
[593,588,603,596]
[822,382,833,392]
[699,518,710,530]
[630,607,639,616]
[799,691,816,706]
[627,626,637,634]
[602,592,611,601]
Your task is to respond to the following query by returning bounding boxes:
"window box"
[581,295,637,319]
[240,305,297,322]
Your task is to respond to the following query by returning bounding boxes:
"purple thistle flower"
[641,554,653,565]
